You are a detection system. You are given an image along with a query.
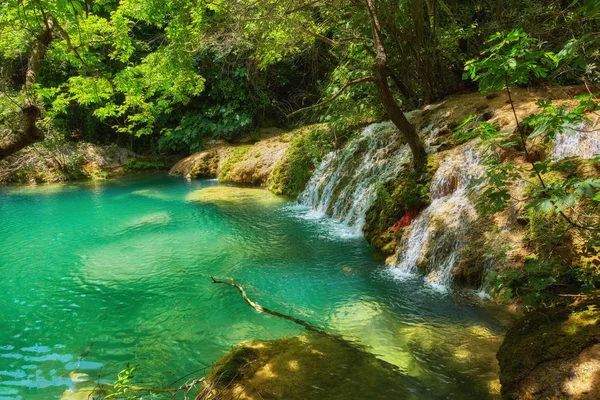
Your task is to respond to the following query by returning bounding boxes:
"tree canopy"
[1,0,599,159]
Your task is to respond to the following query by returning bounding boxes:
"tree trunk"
[0,19,54,161]
[364,0,426,168]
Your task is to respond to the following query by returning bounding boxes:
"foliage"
[105,364,144,399]
[461,27,600,305]
[464,29,554,92]
[124,158,167,172]
[4,0,600,157]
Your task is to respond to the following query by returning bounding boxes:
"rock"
[0,142,136,184]
[219,136,290,186]
[497,299,600,399]
[60,386,107,400]
[169,148,223,179]
[186,186,285,206]
[196,332,412,400]
[170,134,291,187]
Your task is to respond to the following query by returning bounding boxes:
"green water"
[0,175,509,399]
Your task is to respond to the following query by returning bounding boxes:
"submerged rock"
[497,299,600,399]
[186,186,285,206]
[196,332,412,400]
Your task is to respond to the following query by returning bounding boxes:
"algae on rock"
[196,332,412,400]
[363,157,438,257]
[497,300,600,400]
[268,124,336,197]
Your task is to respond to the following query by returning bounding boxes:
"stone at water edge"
[497,299,600,400]
[196,332,411,400]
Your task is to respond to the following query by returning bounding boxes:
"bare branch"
[287,77,375,118]
[210,277,322,332]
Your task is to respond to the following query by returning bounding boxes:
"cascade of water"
[300,121,488,289]
[393,145,483,287]
[550,122,600,160]
[299,122,412,232]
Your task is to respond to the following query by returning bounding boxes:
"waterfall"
[299,121,488,289]
[299,122,412,232]
[393,144,483,287]
[550,122,600,160]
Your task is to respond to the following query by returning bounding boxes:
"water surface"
[0,175,508,399]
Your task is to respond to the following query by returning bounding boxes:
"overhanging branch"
[286,76,375,118]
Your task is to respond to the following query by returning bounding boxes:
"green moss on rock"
[363,157,438,256]
[268,125,335,197]
[218,146,251,182]
[197,332,410,400]
[497,299,600,399]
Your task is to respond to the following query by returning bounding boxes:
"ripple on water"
[0,176,510,399]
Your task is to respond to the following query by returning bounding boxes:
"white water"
[550,121,600,160]
[299,115,599,290]
[300,122,487,288]
[299,122,411,233]
[392,144,484,287]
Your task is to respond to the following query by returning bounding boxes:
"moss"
[268,125,335,197]
[218,146,251,182]
[198,332,409,400]
[209,346,260,386]
[497,300,600,399]
[363,157,439,256]
[189,151,219,178]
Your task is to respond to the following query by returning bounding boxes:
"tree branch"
[210,277,322,333]
[0,18,54,160]
[286,77,375,118]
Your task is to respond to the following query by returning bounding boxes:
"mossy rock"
[197,332,412,400]
[497,299,600,399]
[219,146,252,182]
[363,157,438,256]
[268,124,336,197]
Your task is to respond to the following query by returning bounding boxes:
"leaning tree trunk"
[0,19,54,161]
[365,0,426,169]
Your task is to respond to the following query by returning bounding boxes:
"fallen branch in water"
[210,276,323,333]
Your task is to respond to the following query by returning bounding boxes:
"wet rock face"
[497,300,600,400]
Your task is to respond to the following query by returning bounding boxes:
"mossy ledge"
[196,332,411,400]
[0,142,139,184]
[170,124,339,196]
[497,298,600,399]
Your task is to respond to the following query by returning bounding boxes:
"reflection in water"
[0,175,511,399]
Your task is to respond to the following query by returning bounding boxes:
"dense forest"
[1,0,599,399]
[1,1,598,154]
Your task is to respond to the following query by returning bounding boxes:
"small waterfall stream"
[299,122,411,232]
[299,120,486,289]
[299,118,598,289]
[550,122,600,160]
[393,144,483,287]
